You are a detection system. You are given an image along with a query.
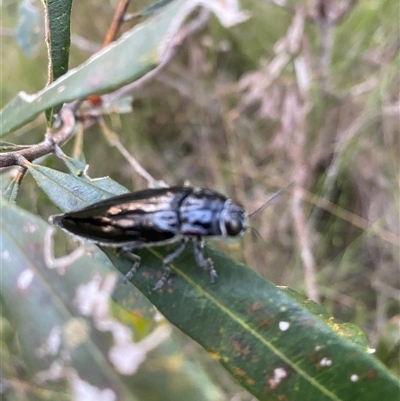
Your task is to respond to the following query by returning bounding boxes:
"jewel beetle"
[49,186,247,290]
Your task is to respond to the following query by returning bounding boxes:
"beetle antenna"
[247,226,263,241]
[248,182,294,218]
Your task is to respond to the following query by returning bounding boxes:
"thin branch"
[98,118,167,188]
[0,107,76,168]
[102,0,131,47]
[273,9,319,301]
[292,174,320,303]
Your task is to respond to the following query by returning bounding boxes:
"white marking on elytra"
[350,374,359,382]
[320,357,333,367]
[368,348,376,354]
[279,321,290,331]
[268,367,288,389]
[315,345,323,351]
[17,269,34,290]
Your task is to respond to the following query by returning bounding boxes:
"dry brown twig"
[97,117,167,188]
[285,86,320,303]
[264,7,321,302]
[102,0,131,47]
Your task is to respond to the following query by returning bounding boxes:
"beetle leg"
[194,237,218,283]
[153,238,188,291]
[122,248,141,283]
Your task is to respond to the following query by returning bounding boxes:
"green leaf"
[1,168,22,202]
[43,0,73,81]
[60,155,130,195]
[27,164,400,401]
[278,287,370,349]
[42,0,73,124]
[4,179,19,202]
[28,163,116,211]
[106,248,400,401]
[0,0,186,137]
[0,200,225,401]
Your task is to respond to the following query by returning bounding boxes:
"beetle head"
[221,201,247,237]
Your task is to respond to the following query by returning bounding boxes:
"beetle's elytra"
[49,186,247,290]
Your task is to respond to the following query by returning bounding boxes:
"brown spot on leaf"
[232,336,250,356]
[141,271,152,279]
[365,370,378,380]
[246,302,273,330]
[247,302,263,312]
[277,395,289,401]
[246,377,255,386]
[233,366,246,377]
